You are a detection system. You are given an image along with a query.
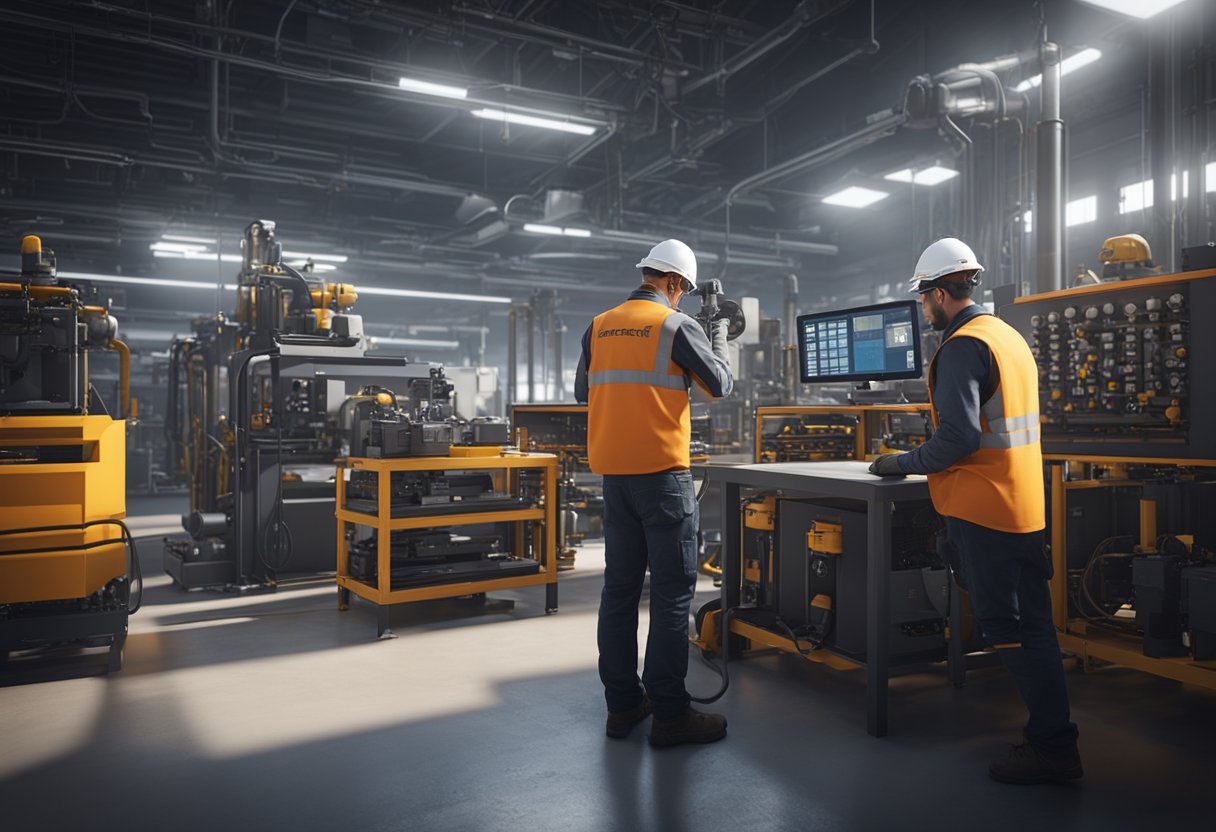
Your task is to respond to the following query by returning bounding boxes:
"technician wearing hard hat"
[575,239,733,747]
[869,237,1081,785]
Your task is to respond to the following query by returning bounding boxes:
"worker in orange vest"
[575,239,733,747]
[869,238,1081,785]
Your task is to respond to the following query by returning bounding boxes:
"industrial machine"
[754,406,930,463]
[162,220,438,589]
[511,403,711,566]
[1001,268,1216,686]
[1,235,137,673]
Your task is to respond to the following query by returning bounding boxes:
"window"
[1021,210,1032,234]
[1119,179,1152,214]
[1065,195,1097,227]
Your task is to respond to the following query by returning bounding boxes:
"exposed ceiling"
[0,0,1198,357]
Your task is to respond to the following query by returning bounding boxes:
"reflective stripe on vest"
[978,389,1040,448]
[587,311,690,391]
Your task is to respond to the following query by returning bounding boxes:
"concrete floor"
[2,494,1214,831]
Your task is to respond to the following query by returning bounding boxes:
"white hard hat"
[636,238,697,289]
[908,237,984,293]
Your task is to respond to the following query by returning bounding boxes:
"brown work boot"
[606,697,652,739]
[989,742,1083,785]
[648,706,727,748]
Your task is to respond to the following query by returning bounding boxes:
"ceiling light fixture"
[1078,0,1187,19]
[470,108,597,136]
[152,250,241,263]
[522,223,564,236]
[371,336,461,349]
[911,165,960,186]
[355,286,512,304]
[822,186,890,208]
[57,272,510,305]
[398,76,468,100]
[58,272,235,291]
[160,234,217,245]
[280,251,348,263]
[150,241,208,253]
[882,165,959,186]
[562,227,592,238]
[1014,48,1103,93]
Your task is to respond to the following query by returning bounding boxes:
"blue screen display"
[797,301,922,383]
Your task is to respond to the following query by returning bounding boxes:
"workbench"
[707,460,934,737]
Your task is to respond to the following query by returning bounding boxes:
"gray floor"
[2,494,1214,831]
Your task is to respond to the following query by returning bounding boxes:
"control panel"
[1000,272,1216,459]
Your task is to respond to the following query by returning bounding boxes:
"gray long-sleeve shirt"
[574,287,733,404]
[897,303,999,475]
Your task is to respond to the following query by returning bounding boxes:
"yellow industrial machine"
[1099,233,1160,281]
[753,404,931,463]
[0,235,136,673]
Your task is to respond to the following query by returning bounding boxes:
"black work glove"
[868,453,906,477]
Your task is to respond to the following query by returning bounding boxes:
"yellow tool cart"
[753,404,930,463]
[335,450,559,638]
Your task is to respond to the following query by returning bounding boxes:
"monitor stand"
[848,381,907,405]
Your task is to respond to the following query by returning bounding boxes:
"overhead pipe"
[683,0,849,96]
[1149,20,1178,273]
[1034,41,1064,294]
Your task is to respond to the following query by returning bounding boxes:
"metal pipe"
[783,274,799,404]
[507,306,518,406]
[526,301,536,403]
[106,338,131,420]
[1149,20,1178,272]
[553,318,566,402]
[684,1,844,95]
[1034,42,1064,294]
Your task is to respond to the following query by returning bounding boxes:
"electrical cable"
[690,605,735,704]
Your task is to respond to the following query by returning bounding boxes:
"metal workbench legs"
[865,498,892,737]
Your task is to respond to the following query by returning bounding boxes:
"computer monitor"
[797,300,923,384]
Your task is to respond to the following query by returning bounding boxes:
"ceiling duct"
[542,190,585,224]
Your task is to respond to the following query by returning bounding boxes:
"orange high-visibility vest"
[587,298,691,474]
[927,313,1045,533]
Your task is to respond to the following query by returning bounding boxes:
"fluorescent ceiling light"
[152,250,241,263]
[1078,0,1187,19]
[822,186,889,208]
[1065,195,1097,227]
[371,336,461,349]
[58,271,236,291]
[523,223,564,236]
[58,271,511,305]
[281,250,348,263]
[562,227,591,238]
[1206,161,1216,193]
[398,76,468,100]
[1014,48,1103,93]
[161,234,216,245]
[883,168,914,183]
[912,165,959,186]
[287,260,337,272]
[150,241,208,253]
[470,108,597,136]
[357,285,511,304]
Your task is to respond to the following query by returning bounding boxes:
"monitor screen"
[797,300,923,384]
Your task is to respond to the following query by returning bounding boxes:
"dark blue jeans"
[598,470,699,720]
[947,516,1079,752]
